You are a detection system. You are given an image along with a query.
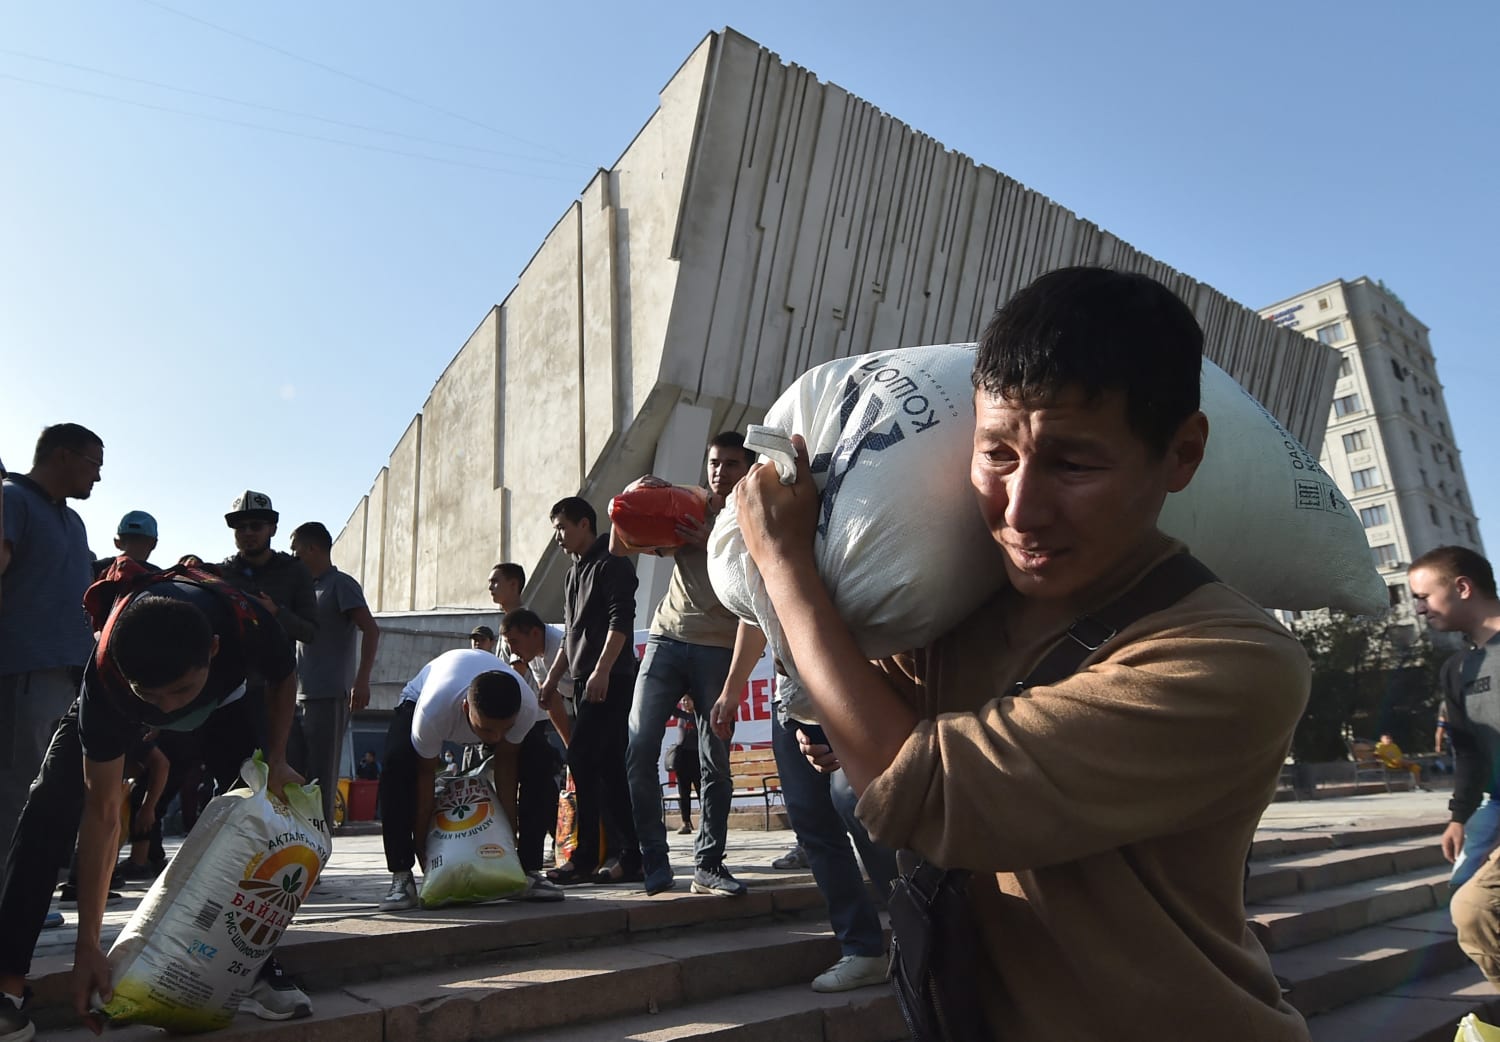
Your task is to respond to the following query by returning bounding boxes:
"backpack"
[84,557,264,688]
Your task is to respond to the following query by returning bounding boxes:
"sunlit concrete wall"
[334,27,1339,624]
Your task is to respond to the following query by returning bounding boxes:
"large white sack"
[708,345,1006,721]
[102,754,331,1032]
[419,762,527,909]
[708,344,1384,719]
[1161,358,1387,615]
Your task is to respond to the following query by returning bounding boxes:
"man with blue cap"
[93,510,159,577]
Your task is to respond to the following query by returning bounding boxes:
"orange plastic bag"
[608,482,709,551]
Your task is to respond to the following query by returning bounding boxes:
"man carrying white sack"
[734,266,1312,1040]
[377,648,561,910]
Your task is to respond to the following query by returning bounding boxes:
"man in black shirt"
[540,497,642,885]
[0,574,311,1037]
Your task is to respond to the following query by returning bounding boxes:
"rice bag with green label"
[420,763,526,908]
[101,752,331,1032]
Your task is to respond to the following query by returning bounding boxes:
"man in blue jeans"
[613,432,753,897]
[709,626,896,993]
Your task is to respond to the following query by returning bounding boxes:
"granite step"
[1249,866,1452,952]
[1304,965,1500,1042]
[1249,837,1448,903]
[44,919,867,1042]
[1274,910,1469,1017]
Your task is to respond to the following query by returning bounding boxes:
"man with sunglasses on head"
[0,425,103,861]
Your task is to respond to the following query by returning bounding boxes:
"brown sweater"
[857,537,1312,1040]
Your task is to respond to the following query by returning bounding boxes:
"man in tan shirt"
[735,266,1312,1040]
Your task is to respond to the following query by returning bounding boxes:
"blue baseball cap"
[117,510,158,539]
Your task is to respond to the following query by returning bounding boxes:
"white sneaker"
[811,953,888,993]
[378,871,418,911]
[507,872,565,903]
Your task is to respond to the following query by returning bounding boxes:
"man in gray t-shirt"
[0,424,102,849]
[290,522,381,825]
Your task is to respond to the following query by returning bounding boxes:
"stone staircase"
[25,819,1500,1041]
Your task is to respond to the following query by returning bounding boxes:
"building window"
[1439,420,1449,437]
[1449,455,1457,473]
[1409,431,1420,451]
[1351,467,1381,490]
[1338,356,1354,379]
[1422,409,1430,425]
[1388,585,1404,607]
[1372,544,1399,568]
[1342,430,1369,453]
[1458,489,1468,507]
[1401,397,1411,414]
[1421,468,1429,486]
[1433,443,1445,462]
[1333,394,1364,417]
[1469,521,1479,542]
[1318,322,1347,345]
[1430,504,1441,525]
[1360,504,1391,528]
[1453,516,1463,535]
[1318,297,1330,310]
[1390,358,1406,382]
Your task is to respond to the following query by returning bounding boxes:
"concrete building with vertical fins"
[331,27,1339,639]
[1259,277,1482,629]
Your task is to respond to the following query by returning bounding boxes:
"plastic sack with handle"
[1456,1014,1500,1041]
[419,759,527,908]
[609,481,711,551]
[101,753,330,1032]
[708,343,1386,721]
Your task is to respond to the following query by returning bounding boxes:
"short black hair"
[491,561,526,589]
[110,595,215,690]
[549,496,596,533]
[710,430,755,467]
[1411,545,1497,599]
[290,521,333,552]
[500,608,545,636]
[467,670,522,721]
[34,423,104,469]
[973,267,1203,457]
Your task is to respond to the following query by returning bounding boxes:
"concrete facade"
[334,28,1340,623]
[1259,277,1482,629]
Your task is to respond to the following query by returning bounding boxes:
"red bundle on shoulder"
[609,481,710,551]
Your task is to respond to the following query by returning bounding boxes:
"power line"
[0,72,580,181]
[0,47,589,168]
[135,0,588,165]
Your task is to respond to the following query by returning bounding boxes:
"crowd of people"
[0,461,381,1036]
[13,267,1500,1040]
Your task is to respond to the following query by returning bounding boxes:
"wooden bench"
[662,746,784,829]
[730,747,783,829]
[1346,738,1416,792]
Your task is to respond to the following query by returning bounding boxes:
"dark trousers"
[378,701,420,874]
[567,670,639,873]
[516,722,560,873]
[0,695,260,978]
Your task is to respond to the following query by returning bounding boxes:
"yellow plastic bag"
[1455,1013,1500,1041]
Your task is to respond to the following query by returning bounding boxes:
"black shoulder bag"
[886,553,1217,1041]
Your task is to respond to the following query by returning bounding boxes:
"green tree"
[1288,612,1443,762]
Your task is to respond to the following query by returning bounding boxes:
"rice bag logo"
[433,779,493,838]
[226,841,321,951]
[811,358,945,536]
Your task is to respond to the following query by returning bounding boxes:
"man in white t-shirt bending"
[376,649,560,909]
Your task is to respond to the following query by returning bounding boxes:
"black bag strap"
[1013,552,1218,694]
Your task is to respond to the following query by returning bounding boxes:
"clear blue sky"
[3,0,1496,570]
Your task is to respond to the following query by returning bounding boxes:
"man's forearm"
[542,647,570,689]
[593,630,629,677]
[355,622,380,686]
[76,792,123,947]
[495,746,520,829]
[719,622,767,704]
[413,763,438,868]
[758,554,918,793]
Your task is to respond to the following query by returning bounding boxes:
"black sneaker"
[238,958,312,1021]
[690,862,747,897]
[113,860,160,885]
[57,884,123,909]
[1,988,34,1042]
